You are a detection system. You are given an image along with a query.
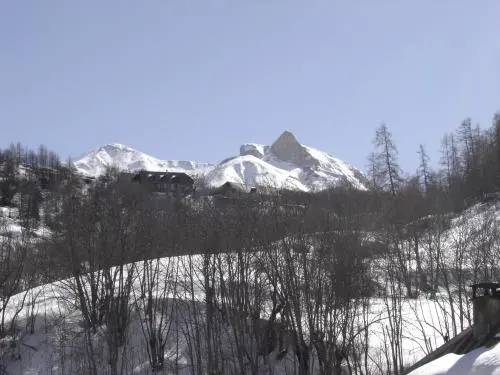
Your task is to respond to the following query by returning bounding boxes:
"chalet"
[131,170,194,197]
[211,181,257,198]
[209,181,259,209]
[404,282,500,374]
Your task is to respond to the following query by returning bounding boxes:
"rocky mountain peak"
[239,143,268,159]
[274,130,298,143]
[99,143,135,154]
[269,131,318,167]
[74,133,367,191]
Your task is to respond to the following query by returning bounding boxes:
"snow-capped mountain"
[73,132,368,191]
[205,131,368,191]
[255,131,367,190]
[74,143,214,177]
[202,154,310,191]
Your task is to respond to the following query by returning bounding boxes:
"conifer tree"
[370,123,402,197]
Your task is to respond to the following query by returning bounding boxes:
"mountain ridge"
[73,132,368,191]
[74,143,214,178]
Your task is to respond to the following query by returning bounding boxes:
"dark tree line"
[0,143,73,229]
[1,111,500,374]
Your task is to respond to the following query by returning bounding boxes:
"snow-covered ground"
[0,207,51,240]
[0,249,476,375]
[0,256,307,374]
[408,344,500,375]
[2,201,500,374]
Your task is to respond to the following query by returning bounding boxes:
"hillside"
[2,119,500,374]
[2,196,500,374]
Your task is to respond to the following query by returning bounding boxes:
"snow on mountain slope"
[203,154,309,191]
[74,132,368,191]
[203,131,367,191]
[239,143,269,158]
[262,143,367,191]
[74,143,214,177]
[256,131,368,191]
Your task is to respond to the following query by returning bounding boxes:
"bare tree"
[135,258,176,372]
[371,124,402,197]
[381,261,404,375]
[0,217,29,338]
[418,144,431,194]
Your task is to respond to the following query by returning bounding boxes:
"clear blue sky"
[1,1,499,174]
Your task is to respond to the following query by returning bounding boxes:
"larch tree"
[370,123,402,197]
[417,144,430,194]
[439,133,462,210]
[495,113,500,189]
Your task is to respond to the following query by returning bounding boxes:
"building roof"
[404,284,500,374]
[212,181,256,194]
[131,170,194,184]
[404,323,500,374]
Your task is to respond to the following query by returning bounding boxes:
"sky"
[1,1,499,174]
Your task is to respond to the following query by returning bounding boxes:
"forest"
[1,113,500,374]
